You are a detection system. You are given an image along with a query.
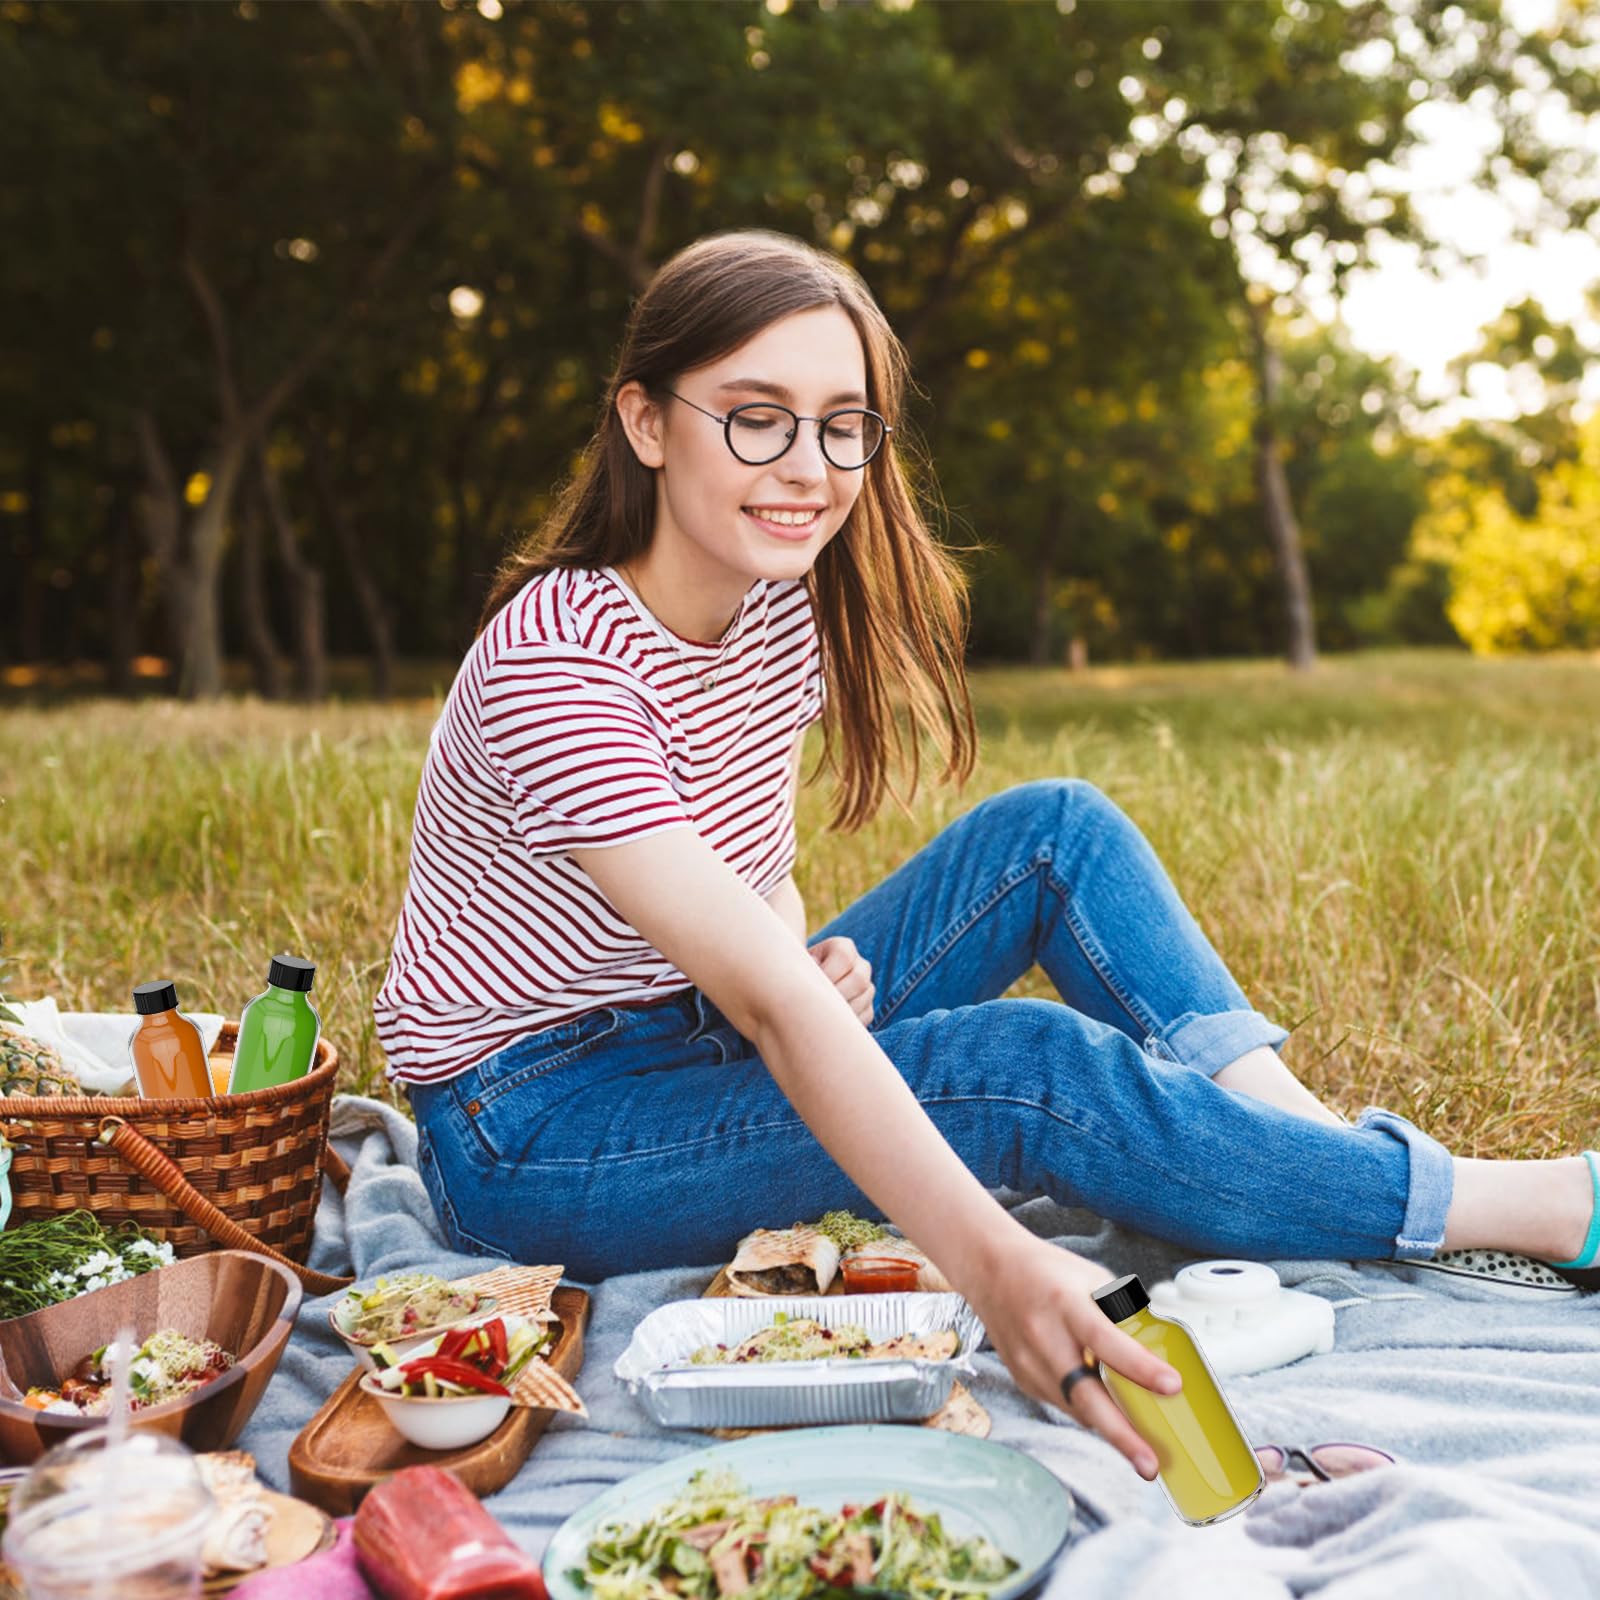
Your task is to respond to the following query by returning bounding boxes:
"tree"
[1416,413,1600,653]
[1154,0,1600,669]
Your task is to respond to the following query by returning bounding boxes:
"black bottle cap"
[1091,1273,1151,1324]
[267,954,315,992]
[133,980,179,1016]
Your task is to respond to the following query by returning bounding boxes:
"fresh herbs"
[0,1211,175,1321]
[579,1470,1017,1600]
[805,1211,887,1254]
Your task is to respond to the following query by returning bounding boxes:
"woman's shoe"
[1408,1249,1579,1294]
[1549,1149,1600,1290]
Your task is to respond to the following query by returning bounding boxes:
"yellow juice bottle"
[1092,1273,1264,1525]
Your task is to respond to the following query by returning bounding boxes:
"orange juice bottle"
[129,981,214,1099]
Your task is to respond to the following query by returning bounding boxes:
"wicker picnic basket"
[0,1022,352,1296]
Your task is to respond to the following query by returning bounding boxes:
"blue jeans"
[409,779,1455,1280]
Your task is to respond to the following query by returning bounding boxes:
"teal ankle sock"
[1553,1150,1600,1270]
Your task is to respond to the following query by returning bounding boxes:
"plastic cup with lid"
[1,1429,214,1600]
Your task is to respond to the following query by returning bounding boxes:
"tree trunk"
[308,433,394,700]
[1244,293,1317,672]
[1029,554,1054,666]
[1028,503,1063,666]
[177,437,251,699]
[235,485,286,699]
[18,434,48,662]
[257,447,326,700]
[104,486,139,695]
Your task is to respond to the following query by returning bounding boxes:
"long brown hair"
[480,229,976,831]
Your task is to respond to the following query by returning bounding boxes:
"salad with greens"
[335,1271,485,1346]
[577,1470,1018,1599]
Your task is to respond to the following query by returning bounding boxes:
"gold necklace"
[614,564,739,691]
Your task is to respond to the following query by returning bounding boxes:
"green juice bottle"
[228,954,320,1094]
[1092,1273,1264,1525]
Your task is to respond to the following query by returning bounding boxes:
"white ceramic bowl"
[330,1293,498,1374]
[357,1372,511,1451]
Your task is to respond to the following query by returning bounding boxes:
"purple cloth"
[230,1519,374,1600]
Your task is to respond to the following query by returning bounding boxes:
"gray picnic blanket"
[239,1096,1600,1599]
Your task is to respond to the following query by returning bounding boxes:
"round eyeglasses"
[666,390,890,470]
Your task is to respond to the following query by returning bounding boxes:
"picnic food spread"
[0,997,1253,1599]
[577,1470,1019,1599]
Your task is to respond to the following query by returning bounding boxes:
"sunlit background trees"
[5,0,1600,698]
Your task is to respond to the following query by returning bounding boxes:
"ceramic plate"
[542,1424,1075,1600]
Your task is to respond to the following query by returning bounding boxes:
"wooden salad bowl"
[0,1250,302,1465]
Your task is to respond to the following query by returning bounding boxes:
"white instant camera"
[1148,1260,1335,1377]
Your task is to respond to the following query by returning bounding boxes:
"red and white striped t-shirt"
[374,564,825,1085]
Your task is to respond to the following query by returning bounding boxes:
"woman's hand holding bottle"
[961,1229,1180,1480]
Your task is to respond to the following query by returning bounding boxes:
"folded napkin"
[6,1001,226,1095]
[230,1520,373,1600]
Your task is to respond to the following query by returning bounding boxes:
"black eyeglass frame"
[665,389,892,471]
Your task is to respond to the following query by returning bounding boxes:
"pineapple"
[0,1023,82,1097]
[0,933,82,1097]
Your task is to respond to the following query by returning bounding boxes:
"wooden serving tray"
[287,1285,589,1515]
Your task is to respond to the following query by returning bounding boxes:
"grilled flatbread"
[864,1330,960,1361]
[725,1227,841,1298]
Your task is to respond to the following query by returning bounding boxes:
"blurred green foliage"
[1,0,1597,689]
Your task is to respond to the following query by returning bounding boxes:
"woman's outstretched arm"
[571,826,1179,1477]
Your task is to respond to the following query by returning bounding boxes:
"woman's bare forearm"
[763,875,808,945]
[749,964,1031,1293]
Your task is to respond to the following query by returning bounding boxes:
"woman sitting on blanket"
[375,229,1600,1484]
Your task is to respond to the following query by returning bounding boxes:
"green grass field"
[4,649,1597,1157]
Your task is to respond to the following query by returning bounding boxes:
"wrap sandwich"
[725,1227,841,1297]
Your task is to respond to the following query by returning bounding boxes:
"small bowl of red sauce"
[839,1256,921,1294]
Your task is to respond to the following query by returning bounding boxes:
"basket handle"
[97,1117,354,1297]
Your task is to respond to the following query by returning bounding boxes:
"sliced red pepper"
[436,1327,472,1361]
[399,1355,511,1395]
[486,1317,509,1368]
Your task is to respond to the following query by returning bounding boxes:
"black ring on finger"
[1060,1364,1098,1405]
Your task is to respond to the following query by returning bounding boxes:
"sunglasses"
[1255,1442,1397,1485]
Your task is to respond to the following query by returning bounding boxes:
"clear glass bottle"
[1093,1272,1264,1525]
[227,954,320,1094]
[128,982,213,1100]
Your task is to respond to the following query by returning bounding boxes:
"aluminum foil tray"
[614,1293,986,1429]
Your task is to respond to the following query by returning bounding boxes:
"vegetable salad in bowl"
[579,1470,1017,1600]
[331,1271,497,1372]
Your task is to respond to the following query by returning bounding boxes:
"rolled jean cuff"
[1354,1105,1454,1260]
[1151,1008,1290,1078]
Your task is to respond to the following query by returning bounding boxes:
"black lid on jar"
[1091,1274,1150,1324]
[267,954,315,992]
[133,980,179,1016]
